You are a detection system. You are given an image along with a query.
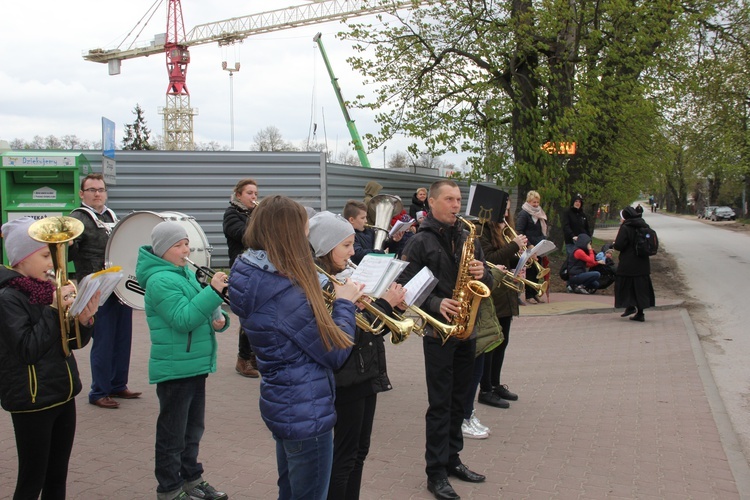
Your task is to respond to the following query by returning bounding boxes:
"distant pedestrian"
[562,193,592,255]
[613,207,655,322]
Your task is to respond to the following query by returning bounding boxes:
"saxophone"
[448,215,491,342]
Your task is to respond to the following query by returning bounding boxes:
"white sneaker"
[470,410,490,435]
[462,419,489,439]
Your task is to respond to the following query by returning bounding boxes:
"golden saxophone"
[448,215,491,342]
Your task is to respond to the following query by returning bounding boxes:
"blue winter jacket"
[228,249,356,440]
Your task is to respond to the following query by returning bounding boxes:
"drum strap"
[72,206,118,235]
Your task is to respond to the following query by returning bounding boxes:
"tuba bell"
[28,216,85,357]
[367,194,403,251]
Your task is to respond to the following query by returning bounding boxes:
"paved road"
[641,209,750,464]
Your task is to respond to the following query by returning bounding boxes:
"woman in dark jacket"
[309,211,405,500]
[562,194,592,254]
[0,217,99,499]
[515,190,549,303]
[409,187,429,226]
[612,206,655,322]
[223,178,259,378]
[478,206,526,409]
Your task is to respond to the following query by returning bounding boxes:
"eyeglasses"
[82,188,107,194]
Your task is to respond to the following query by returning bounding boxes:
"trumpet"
[401,304,457,345]
[185,258,230,305]
[316,265,414,339]
[486,262,548,297]
[502,222,550,279]
[28,216,85,357]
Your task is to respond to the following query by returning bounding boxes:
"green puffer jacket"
[135,246,230,384]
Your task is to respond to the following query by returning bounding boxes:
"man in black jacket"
[562,193,592,255]
[69,173,141,409]
[397,180,493,500]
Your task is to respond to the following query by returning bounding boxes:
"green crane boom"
[313,32,371,168]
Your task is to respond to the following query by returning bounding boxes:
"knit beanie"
[620,206,640,220]
[151,221,189,258]
[308,211,354,257]
[1,217,49,266]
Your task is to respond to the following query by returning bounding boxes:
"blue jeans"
[274,430,334,500]
[569,271,601,289]
[89,294,133,401]
[155,375,207,495]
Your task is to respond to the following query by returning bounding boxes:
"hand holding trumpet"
[210,271,229,295]
[333,278,365,304]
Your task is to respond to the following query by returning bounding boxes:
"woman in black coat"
[612,206,655,322]
[515,190,549,303]
[409,187,429,227]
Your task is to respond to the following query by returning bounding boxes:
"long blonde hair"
[244,196,353,351]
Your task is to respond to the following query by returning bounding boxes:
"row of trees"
[339,0,749,225]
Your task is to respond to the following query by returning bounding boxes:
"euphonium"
[28,216,85,357]
[486,262,548,297]
[449,215,491,342]
[315,265,415,339]
[502,222,550,279]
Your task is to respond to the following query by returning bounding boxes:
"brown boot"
[235,356,259,378]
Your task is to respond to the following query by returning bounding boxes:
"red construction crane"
[84,0,428,150]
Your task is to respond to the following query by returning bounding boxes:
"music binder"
[349,254,409,298]
[465,184,509,224]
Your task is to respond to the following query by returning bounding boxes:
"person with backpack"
[612,206,656,322]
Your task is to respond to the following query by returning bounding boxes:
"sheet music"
[528,239,556,258]
[389,218,414,237]
[403,266,438,307]
[69,268,123,317]
[349,254,408,297]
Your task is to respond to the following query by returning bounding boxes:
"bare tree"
[252,126,295,151]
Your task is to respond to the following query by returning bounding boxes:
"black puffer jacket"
[562,197,592,245]
[397,215,493,337]
[408,192,429,221]
[223,200,254,267]
[68,206,117,281]
[334,297,393,404]
[0,267,93,412]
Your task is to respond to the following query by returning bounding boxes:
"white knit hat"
[1,217,48,266]
[151,221,188,258]
[308,211,354,257]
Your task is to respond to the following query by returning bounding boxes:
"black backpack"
[634,226,659,257]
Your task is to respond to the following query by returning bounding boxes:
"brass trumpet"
[316,265,414,339]
[185,258,230,305]
[401,304,457,344]
[28,216,85,357]
[486,262,548,297]
[502,222,550,279]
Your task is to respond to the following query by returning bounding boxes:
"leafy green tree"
[122,104,156,150]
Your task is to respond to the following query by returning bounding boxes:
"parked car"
[699,206,717,219]
[710,206,736,221]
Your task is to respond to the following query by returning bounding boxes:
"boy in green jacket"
[136,221,230,500]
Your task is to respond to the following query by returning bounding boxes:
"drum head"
[105,211,212,310]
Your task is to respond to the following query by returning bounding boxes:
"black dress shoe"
[427,477,460,500]
[621,307,636,317]
[630,313,645,322]
[477,390,510,408]
[448,463,486,483]
[494,384,518,401]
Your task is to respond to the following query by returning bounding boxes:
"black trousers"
[423,336,476,480]
[238,327,253,359]
[328,393,377,500]
[480,315,512,392]
[11,399,76,500]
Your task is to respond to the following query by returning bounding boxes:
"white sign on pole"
[103,158,117,186]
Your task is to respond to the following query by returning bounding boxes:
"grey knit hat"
[308,211,354,257]
[151,221,189,258]
[1,217,48,266]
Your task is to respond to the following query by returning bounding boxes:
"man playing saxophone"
[397,180,493,500]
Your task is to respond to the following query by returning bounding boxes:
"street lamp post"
[222,61,240,150]
[383,145,387,169]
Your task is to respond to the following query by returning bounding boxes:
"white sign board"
[33,186,57,200]
[2,156,75,167]
[6,212,63,221]
[103,157,117,186]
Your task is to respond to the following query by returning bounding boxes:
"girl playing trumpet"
[0,217,100,499]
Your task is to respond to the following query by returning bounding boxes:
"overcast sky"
[0,0,455,167]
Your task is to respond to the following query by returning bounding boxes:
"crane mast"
[83,0,430,151]
[313,33,370,168]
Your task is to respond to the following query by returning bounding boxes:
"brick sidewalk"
[0,306,741,499]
